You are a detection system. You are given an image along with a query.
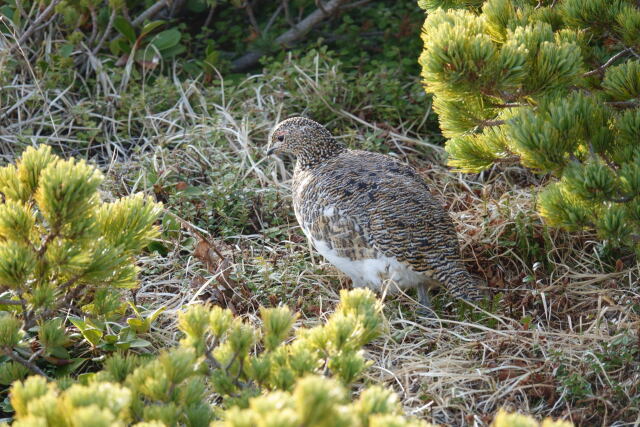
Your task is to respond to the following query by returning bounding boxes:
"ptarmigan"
[267,117,481,311]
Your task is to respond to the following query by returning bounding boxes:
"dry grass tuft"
[1,43,639,426]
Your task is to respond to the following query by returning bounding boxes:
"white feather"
[311,239,425,293]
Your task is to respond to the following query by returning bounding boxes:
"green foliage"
[419,0,640,252]
[6,289,432,426]
[180,288,385,399]
[491,409,573,427]
[1,0,424,81]
[110,20,186,70]
[551,330,639,408]
[0,146,162,398]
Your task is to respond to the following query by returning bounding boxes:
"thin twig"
[92,9,116,55]
[491,102,526,108]
[14,0,28,22]
[171,212,227,260]
[25,278,83,329]
[245,1,261,36]
[315,0,328,15]
[605,99,639,108]
[0,299,25,306]
[479,119,507,128]
[203,5,217,29]
[263,3,284,35]
[37,231,58,257]
[132,0,169,27]
[341,0,372,10]
[608,195,635,203]
[583,48,632,77]
[87,6,98,46]
[231,0,350,72]
[17,291,31,329]
[204,335,221,369]
[282,0,294,28]
[9,0,64,54]
[3,347,50,377]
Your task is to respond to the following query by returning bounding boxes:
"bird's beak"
[266,141,282,156]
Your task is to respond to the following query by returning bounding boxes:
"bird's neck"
[296,138,346,169]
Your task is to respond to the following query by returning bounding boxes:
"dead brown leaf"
[193,238,247,296]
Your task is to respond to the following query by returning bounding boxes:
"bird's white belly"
[311,238,425,293]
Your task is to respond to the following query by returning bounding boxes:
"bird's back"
[292,149,480,301]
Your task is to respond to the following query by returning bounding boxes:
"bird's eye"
[277,135,285,142]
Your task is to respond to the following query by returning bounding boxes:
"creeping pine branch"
[204,335,221,369]
[491,102,526,108]
[478,119,507,128]
[0,298,25,306]
[37,230,58,257]
[25,277,84,329]
[3,347,50,378]
[583,48,633,77]
[607,194,636,203]
[231,0,350,72]
[605,99,640,109]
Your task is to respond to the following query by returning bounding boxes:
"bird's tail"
[434,263,482,302]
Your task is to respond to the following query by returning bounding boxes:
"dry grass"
[2,43,640,426]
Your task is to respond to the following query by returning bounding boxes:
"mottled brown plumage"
[267,117,481,310]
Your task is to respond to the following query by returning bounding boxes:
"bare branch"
[9,0,64,54]
[92,9,116,55]
[282,0,295,28]
[583,48,633,77]
[131,0,170,27]
[108,0,170,46]
[479,119,507,128]
[87,6,99,46]
[0,298,25,306]
[341,0,373,10]
[3,348,50,378]
[204,335,221,369]
[37,231,58,257]
[263,3,284,35]
[608,194,635,203]
[203,5,217,29]
[232,0,350,72]
[315,0,328,15]
[605,99,639,108]
[491,102,526,108]
[245,1,261,36]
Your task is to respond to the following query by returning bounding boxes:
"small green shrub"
[2,281,577,426]
[418,0,640,252]
[5,289,433,426]
[0,146,162,394]
[492,409,573,427]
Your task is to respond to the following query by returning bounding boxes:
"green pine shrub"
[0,145,162,393]
[491,409,573,427]
[418,0,640,251]
[4,289,430,426]
[4,288,574,426]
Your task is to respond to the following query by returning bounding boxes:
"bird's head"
[267,117,345,166]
